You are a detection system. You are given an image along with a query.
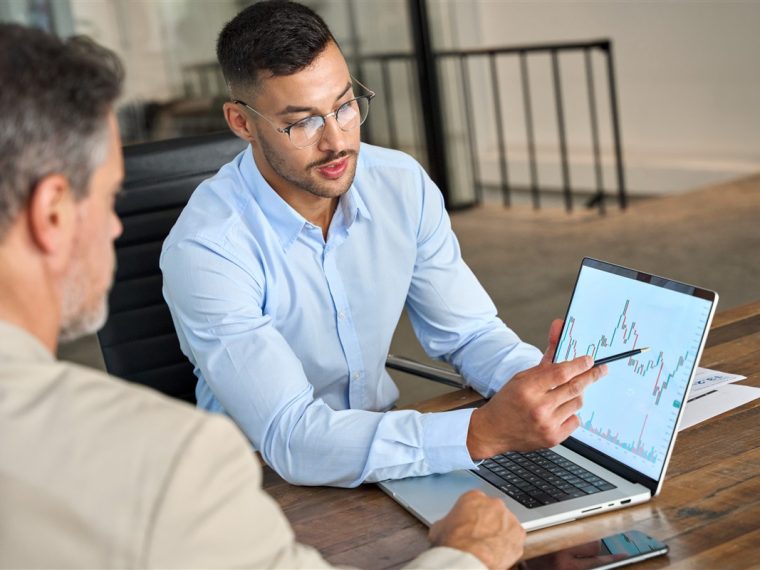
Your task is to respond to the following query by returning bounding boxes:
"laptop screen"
[554,258,716,482]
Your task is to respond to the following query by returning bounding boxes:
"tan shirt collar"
[0,320,55,363]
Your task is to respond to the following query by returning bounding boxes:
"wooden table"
[263,301,760,568]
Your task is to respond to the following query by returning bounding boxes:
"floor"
[59,174,760,407]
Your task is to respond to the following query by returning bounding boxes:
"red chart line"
[637,414,648,450]
[652,360,664,396]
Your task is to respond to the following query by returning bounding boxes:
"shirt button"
[338,311,346,321]
[352,371,361,380]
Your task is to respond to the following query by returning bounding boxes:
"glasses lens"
[289,116,325,148]
[336,96,370,132]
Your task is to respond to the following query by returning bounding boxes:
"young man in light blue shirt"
[161,1,606,488]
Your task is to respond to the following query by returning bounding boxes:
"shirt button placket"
[322,249,365,408]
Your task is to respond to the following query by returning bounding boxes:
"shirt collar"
[339,184,372,230]
[239,146,373,251]
[240,146,307,251]
[0,320,55,363]
[349,145,373,224]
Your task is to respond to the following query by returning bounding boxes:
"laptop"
[379,257,718,531]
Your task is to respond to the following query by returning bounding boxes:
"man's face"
[249,41,361,201]
[58,113,124,343]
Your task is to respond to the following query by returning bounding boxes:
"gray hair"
[0,24,124,239]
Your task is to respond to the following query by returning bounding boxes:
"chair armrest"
[385,354,465,389]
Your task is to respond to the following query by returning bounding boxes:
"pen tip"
[641,347,650,353]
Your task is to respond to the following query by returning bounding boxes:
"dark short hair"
[0,24,124,238]
[217,0,336,95]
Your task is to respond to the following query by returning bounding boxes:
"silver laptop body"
[380,258,718,531]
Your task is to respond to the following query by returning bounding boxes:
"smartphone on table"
[519,530,668,570]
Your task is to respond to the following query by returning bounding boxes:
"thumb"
[540,318,564,366]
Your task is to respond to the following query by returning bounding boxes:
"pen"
[593,347,650,367]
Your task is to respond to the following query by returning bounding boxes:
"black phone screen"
[519,530,668,570]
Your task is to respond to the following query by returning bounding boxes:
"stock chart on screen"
[555,263,713,480]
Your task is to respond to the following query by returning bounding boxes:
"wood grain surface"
[263,302,760,569]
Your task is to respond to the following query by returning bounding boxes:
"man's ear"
[223,102,257,143]
[26,173,76,271]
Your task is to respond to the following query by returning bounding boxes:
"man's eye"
[291,116,323,136]
[292,116,321,129]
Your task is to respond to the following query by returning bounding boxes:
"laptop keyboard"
[473,449,617,509]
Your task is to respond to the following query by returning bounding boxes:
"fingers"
[558,412,581,438]
[498,511,526,568]
[551,363,608,405]
[557,355,596,382]
[446,489,510,525]
[536,355,593,391]
[475,340,606,455]
[554,395,584,422]
[430,488,525,569]
[457,489,487,504]
[540,318,565,366]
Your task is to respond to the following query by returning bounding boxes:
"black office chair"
[98,132,462,405]
[97,132,247,403]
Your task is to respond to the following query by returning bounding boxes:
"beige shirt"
[0,321,482,569]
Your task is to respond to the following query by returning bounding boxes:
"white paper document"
[688,367,746,395]
[679,367,759,430]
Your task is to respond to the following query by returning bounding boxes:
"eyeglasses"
[233,79,375,149]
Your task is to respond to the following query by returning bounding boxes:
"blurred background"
[5,0,759,206]
[5,0,759,403]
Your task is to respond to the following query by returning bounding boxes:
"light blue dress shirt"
[160,143,542,487]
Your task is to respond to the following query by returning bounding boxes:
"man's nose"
[317,114,348,154]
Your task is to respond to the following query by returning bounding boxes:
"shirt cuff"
[421,408,479,473]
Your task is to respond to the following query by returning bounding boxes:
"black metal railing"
[350,54,424,163]
[352,39,627,213]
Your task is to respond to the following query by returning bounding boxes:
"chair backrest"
[97,132,247,403]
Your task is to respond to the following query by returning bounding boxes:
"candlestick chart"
[555,265,712,479]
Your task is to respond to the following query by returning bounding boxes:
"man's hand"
[429,490,525,569]
[467,319,609,460]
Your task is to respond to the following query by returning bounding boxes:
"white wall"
[450,0,760,196]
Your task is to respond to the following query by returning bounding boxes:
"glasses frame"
[233,77,376,149]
